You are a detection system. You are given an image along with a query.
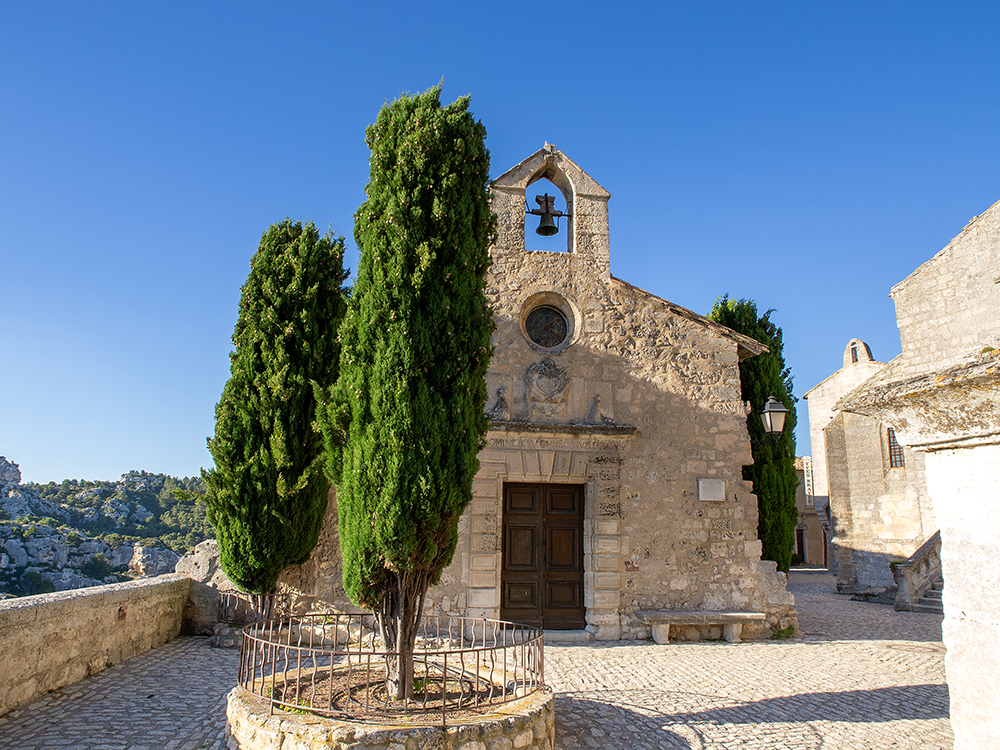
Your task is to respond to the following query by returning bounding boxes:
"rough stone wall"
[889,199,1000,376]
[823,412,932,592]
[278,487,356,615]
[0,574,189,716]
[227,685,555,750]
[420,294,797,636]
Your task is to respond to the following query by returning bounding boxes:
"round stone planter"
[226,684,555,750]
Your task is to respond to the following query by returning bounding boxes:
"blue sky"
[2,2,997,483]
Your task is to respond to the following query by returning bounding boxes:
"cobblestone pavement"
[548,569,952,749]
[0,569,952,749]
[0,636,239,750]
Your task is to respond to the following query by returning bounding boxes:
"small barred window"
[887,428,905,468]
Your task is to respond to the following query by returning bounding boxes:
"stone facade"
[838,197,1000,750]
[803,339,934,592]
[803,340,886,514]
[283,145,795,640]
[889,205,1000,375]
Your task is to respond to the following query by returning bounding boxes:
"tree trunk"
[376,571,429,701]
[249,590,277,622]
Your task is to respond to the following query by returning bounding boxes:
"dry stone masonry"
[804,342,935,593]
[226,686,555,750]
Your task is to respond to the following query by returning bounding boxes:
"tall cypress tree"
[205,219,349,594]
[316,85,495,700]
[709,296,798,572]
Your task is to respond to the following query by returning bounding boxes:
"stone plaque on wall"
[698,478,725,502]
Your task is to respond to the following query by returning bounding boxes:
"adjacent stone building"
[837,198,1000,750]
[803,340,934,592]
[282,144,796,640]
[792,456,826,567]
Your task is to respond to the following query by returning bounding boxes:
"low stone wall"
[0,573,190,715]
[227,685,555,750]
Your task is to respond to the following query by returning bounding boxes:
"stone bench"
[637,610,766,643]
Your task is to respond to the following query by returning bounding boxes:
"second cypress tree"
[205,219,349,596]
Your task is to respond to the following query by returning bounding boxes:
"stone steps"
[543,629,593,643]
[913,583,944,615]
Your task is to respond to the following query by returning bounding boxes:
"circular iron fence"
[237,614,545,726]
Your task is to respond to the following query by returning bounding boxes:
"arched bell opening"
[524,176,573,253]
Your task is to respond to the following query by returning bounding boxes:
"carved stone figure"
[487,387,508,421]
[587,394,614,424]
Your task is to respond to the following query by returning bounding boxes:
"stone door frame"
[464,430,629,639]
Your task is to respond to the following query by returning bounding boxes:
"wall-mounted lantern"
[757,396,790,444]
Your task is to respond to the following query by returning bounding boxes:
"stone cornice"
[837,352,1000,450]
[487,419,636,437]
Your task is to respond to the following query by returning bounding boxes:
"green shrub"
[770,625,795,640]
[82,553,113,580]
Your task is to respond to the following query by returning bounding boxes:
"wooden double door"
[500,483,585,630]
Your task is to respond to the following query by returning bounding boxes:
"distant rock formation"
[175,539,234,590]
[0,456,178,598]
[129,544,181,577]
[1,457,71,522]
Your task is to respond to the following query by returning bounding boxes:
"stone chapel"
[282,144,795,641]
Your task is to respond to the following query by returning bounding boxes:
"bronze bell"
[528,193,566,236]
[536,210,558,236]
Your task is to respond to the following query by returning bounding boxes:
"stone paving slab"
[0,569,952,749]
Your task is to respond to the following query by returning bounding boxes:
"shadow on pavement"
[658,683,950,724]
[559,682,948,726]
[556,683,948,749]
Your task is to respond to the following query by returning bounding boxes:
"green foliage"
[709,295,798,572]
[318,85,495,613]
[771,625,795,640]
[316,86,494,700]
[17,571,55,596]
[82,553,113,580]
[25,474,211,552]
[205,219,349,594]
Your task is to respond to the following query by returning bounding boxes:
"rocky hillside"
[1,457,213,598]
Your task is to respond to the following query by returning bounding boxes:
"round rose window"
[525,306,568,348]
